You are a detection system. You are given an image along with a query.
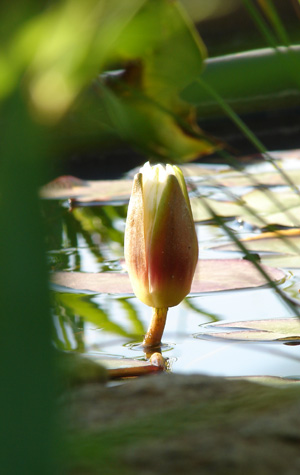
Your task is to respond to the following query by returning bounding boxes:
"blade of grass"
[195,76,300,196]
[242,0,300,89]
[241,0,279,48]
[257,0,291,46]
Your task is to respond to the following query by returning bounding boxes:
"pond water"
[44,153,300,383]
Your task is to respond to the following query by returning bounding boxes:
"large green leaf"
[182,46,300,117]
[96,0,215,160]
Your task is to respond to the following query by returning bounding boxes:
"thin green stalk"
[143,307,168,348]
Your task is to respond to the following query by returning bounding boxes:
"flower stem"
[143,307,168,348]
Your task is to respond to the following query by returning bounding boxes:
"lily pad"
[51,259,284,295]
[192,188,300,228]
[213,229,300,253]
[202,168,300,188]
[261,254,300,269]
[195,317,300,343]
[180,163,230,177]
[241,206,300,228]
[211,229,300,268]
[239,189,300,228]
[191,196,243,222]
[41,177,132,202]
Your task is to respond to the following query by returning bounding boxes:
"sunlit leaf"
[240,189,300,227]
[262,254,300,269]
[191,196,243,222]
[244,189,300,215]
[95,0,217,160]
[194,187,300,228]
[196,317,300,342]
[51,259,284,294]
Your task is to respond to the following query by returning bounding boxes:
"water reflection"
[46,198,300,379]
[42,200,127,272]
[52,292,145,351]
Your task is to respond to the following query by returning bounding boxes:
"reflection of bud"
[125,162,198,309]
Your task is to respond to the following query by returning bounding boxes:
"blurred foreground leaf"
[2,0,217,160]
[1,0,147,122]
[0,93,55,473]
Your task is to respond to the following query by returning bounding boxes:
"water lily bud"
[125,162,198,308]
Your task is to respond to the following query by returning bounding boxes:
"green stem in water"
[143,307,168,348]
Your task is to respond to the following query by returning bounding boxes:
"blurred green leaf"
[1,0,217,161]
[1,0,147,121]
[0,92,55,473]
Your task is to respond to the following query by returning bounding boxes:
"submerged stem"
[143,307,168,348]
